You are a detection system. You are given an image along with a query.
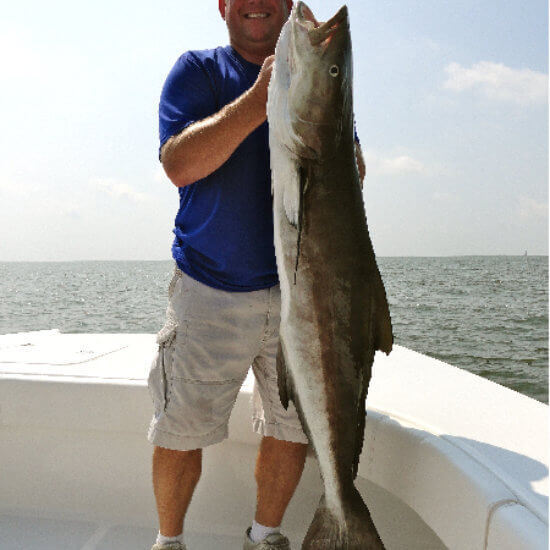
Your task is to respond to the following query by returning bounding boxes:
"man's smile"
[244,12,270,19]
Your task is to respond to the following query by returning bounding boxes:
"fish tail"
[302,489,385,550]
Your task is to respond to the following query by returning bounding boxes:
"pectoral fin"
[276,339,293,410]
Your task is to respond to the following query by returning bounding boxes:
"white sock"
[249,520,280,543]
[156,532,184,547]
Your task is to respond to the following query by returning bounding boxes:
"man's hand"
[249,55,275,115]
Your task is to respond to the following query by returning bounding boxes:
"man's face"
[224,0,289,54]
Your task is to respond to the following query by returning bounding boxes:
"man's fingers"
[250,55,277,109]
[261,55,275,77]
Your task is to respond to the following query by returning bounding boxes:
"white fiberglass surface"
[0,478,446,550]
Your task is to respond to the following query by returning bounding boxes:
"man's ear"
[219,0,226,19]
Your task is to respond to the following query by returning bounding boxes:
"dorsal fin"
[353,275,393,477]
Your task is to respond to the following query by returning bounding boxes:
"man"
[148,1,365,549]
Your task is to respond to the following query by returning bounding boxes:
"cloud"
[364,151,426,176]
[443,61,548,105]
[0,176,81,217]
[517,196,548,219]
[91,178,152,203]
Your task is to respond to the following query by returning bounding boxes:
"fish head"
[285,2,353,159]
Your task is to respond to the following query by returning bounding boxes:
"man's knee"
[256,437,308,478]
[153,446,203,483]
[262,436,308,454]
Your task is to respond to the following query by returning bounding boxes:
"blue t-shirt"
[159,46,277,292]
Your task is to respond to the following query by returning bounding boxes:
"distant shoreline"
[0,255,547,263]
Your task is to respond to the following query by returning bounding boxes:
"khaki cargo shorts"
[147,267,308,451]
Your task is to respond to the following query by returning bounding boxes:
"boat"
[0,330,547,549]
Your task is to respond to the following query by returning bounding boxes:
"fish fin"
[374,270,393,355]
[352,346,374,480]
[350,274,392,478]
[352,272,392,478]
[275,346,314,445]
[302,489,385,549]
[276,340,313,444]
[352,274,392,476]
[276,340,291,410]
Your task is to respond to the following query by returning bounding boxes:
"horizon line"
[0,254,548,263]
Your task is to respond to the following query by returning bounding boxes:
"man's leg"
[152,446,202,537]
[254,436,308,526]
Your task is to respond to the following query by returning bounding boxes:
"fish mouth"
[295,2,348,47]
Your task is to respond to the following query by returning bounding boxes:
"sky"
[0,0,547,260]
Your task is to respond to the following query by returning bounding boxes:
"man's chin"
[241,16,284,37]
[241,30,278,47]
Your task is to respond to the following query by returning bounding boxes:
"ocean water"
[0,257,547,403]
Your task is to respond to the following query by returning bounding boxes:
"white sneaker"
[243,527,290,549]
[151,542,186,550]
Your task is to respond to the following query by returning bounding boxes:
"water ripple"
[0,257,547,403]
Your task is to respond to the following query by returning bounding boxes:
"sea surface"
[0,257,547,403]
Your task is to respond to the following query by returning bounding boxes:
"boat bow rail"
[0,331,547,550]
[364,346,548,549]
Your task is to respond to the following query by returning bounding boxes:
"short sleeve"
[158,52,217,158]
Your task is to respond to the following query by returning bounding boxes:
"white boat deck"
[0,516,243,550]
[0,331,547,549]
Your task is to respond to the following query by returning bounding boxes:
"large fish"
[267,2,393,549]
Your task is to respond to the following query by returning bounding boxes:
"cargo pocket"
[148,322,177,415]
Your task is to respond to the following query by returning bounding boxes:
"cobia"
[267,2,393,549]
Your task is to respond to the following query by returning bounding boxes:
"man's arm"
[355,141,366,188]
[161,56,274,188]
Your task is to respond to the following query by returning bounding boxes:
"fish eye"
[329,65,339,77]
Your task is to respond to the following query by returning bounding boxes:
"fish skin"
[267,2,393,549]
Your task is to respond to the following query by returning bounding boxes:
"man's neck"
[229,40,274,66]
